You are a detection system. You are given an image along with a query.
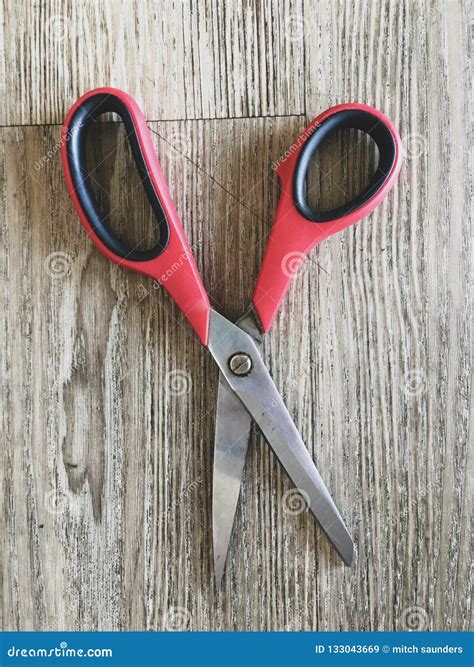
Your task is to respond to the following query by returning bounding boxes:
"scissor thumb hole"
[65,91,169,262]
[293,108,397,223]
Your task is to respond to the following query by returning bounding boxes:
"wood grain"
[1,0,305,126]
[1,0,472,632]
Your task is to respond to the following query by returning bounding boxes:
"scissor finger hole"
[293,109,397,223]
[86,117,163,254]
[66,93,169,261]
[305,129,379,214]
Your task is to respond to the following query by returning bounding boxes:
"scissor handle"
[252,103,402,332]
[61,88,211,344]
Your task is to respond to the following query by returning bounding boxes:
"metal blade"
[213,374,252,586]
[212,310,263,587]
[208,310,354,567]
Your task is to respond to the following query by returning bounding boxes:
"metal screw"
[228,352,252,376]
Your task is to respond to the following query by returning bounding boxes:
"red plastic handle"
[252,103,402,332]
[61,88,211,344]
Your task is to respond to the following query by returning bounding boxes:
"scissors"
[61,88,402,585]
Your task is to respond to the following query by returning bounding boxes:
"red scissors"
[62,88,401,584]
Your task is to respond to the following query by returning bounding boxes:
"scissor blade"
[208,310,354,567]
[213,373,253,586]
[212,309,262,586]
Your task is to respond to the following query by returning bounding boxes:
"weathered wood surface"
[1,0,472,632]
[0,0,305,126]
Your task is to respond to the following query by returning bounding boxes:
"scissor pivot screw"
[228,352,252,376]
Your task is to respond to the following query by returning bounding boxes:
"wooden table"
[1,0,471,632]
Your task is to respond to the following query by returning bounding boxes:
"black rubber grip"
[293,109,396,223]
[65,93,169,261]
